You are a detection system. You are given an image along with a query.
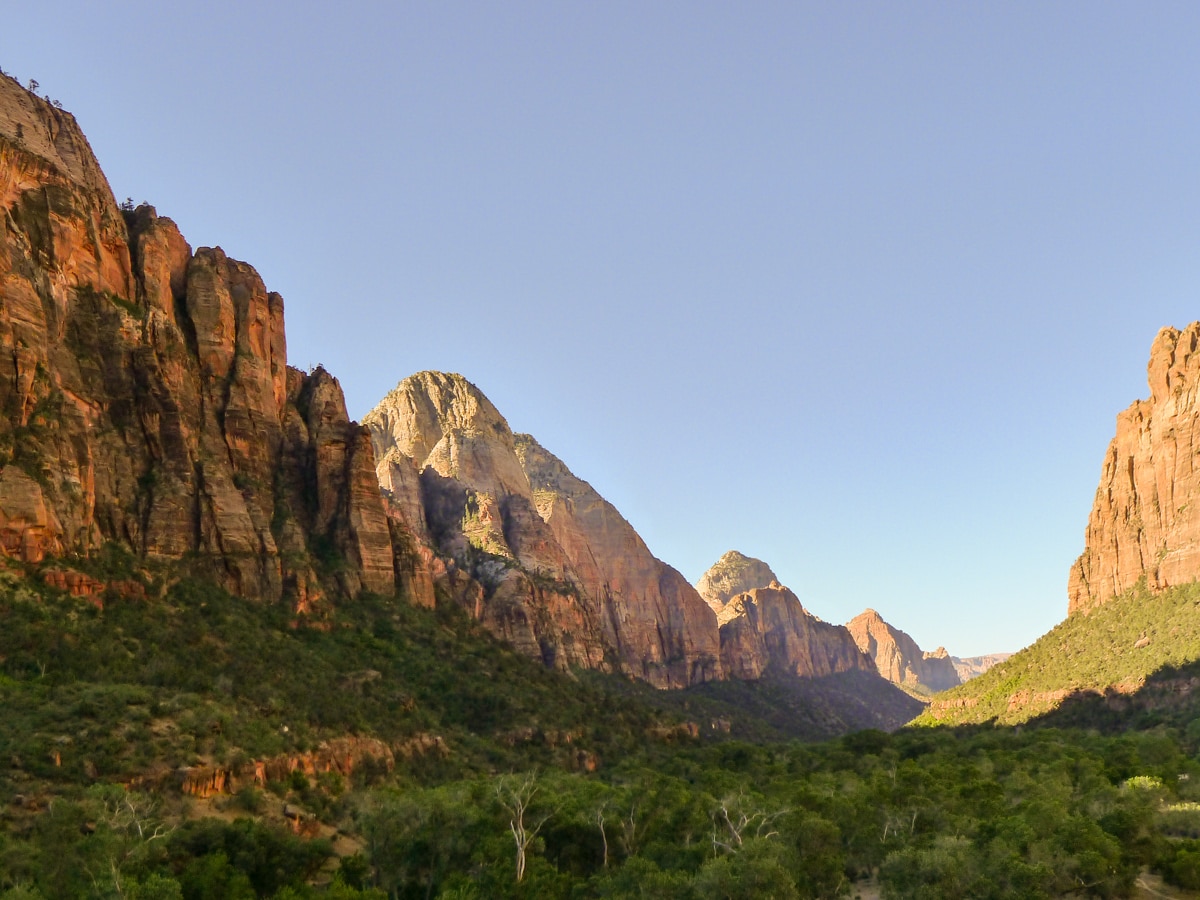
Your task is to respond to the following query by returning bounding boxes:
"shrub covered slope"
[7,554,1200,897]
[916,580,1200,728]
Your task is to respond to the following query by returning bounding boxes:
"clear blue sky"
[6,3,1200,656]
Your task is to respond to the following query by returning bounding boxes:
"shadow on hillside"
[1020,657,1200,736]
[683,668,926,742]
[584,665,925,745]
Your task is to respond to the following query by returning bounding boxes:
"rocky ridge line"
[716,583,875,680]
[0,75,943,715]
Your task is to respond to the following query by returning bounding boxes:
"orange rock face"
[845,609,960,693]
[716,584,874,680]
[179,736,404,798]
[0,76,395,608]
[1069,323,1200,613]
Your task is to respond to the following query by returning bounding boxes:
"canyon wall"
[695,552,877,681]
[0,75,395,609]
[1069,323,1200,613]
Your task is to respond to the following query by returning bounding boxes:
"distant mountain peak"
[845,609,961,695]
[696,551,779,612]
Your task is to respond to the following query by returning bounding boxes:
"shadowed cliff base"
[1022,654,1200,737]
[681,668,925,741]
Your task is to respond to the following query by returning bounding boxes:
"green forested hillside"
[8,555,1200,897]
[915,581,1200,728]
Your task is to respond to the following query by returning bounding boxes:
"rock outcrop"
[696,550,778,612]
[364,372,721,687]
[1069,323,1200,613]
[177,735,434,798]
[845,609,961,694]
[0,75,396,607]
[716,583,874,680]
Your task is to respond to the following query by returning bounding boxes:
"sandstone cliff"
[845,609,961,694]
[364,372,722,687]
[0,75,395,607]
[695,550,778,612]
[1069,323,1200,613]
[716,584,875,680]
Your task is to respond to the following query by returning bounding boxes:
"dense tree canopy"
[3,555,1200,897]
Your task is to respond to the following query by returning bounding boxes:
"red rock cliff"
[0,75,394,606]
[1069,323,1200,614]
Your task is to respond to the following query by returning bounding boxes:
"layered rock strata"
[695,550,778,612]
[364,372,722,687]
[845,609,960,694]
[1069,323,1200,613]
[716,583,874,680]
[0,75,395,607]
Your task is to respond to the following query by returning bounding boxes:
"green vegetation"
[915,580,1200,727]
[6,558,1200,896]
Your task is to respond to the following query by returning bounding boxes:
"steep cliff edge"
[0,75,395,607]
[1069,323,1200,613]
[845,609,961,694]
[695,550,778,612]
[364,372,721,687]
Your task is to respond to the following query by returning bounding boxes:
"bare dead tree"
[592,802,610,868]
[82,790,176,898]
[617,800,641,858]
[100,791,175,845]
[710,793,789,855]
[496,773,553,882]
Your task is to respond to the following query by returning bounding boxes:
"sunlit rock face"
[845,609,961,694]
[0,75,396,608]
[1070,323,1200,613]
[696,550,779,613]
[717,584,875,680]
[364,372,722,687]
